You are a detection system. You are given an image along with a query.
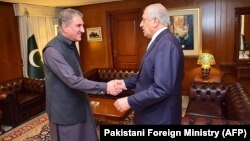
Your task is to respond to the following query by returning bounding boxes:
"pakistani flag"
[27,24,44,79]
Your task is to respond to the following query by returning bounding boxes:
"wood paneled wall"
[0,0,249,95]
[0,2,22,82]
[75,0,250,95]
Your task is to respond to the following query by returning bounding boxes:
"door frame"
[106,8,143,68]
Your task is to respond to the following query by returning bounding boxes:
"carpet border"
[0,112,48,141]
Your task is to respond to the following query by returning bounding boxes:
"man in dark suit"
[114,3,184,124]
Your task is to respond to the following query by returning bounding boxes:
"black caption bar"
[100,125,250,141]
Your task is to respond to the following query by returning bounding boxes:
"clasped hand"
[106,79,127,95]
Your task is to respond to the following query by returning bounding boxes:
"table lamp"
[197,53,216,79]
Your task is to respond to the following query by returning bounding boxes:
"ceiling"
[0,0,122,7]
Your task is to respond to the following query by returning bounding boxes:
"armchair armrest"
[0,78,45,103]
[0,92,13,101]
[226,83,250,122]
[0,80,22,98]
[0,93,7,100]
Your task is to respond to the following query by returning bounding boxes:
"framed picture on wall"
[169,8,201,57]
[86,27,103,42]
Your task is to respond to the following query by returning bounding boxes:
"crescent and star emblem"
[28,49,40,67]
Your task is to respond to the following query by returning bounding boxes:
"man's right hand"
[106,79,127,95]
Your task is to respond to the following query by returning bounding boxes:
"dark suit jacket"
[124,29,184,124]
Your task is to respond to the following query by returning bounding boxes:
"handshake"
[106,79,130,112]
[106,79,127,96]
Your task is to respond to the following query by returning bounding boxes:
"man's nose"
[81,27,85,33]
[139,21,143,27]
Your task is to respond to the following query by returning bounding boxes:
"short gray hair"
[58,8,83,27]
[145,3,170,26]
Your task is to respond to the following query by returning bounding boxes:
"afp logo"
[222,129,246,138]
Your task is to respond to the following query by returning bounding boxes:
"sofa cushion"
[186,100,224,119]
[17,92,43,108]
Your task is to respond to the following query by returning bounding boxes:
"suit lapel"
[140,29,168,67]
[137,29,168,78]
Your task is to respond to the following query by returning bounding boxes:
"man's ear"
[61,23,69,33]
[153,18,160,28]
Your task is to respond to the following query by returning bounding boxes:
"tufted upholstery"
[185,82,250,124]
[85,68,138,82]
[84,68,138,98]
[0,77,45,127]
[181,116,244,125]
[226,83,250,121]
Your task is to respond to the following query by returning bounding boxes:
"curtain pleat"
[13,4,60,77]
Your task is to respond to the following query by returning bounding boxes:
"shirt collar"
[57,33,75,48]
[152,27,167,42]
[147,27,168,50]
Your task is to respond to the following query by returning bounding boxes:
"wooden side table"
[194,74,222,83]
[89,97,132,122]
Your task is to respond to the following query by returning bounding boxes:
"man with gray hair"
[114,3,184,124]
[43,8,123,141]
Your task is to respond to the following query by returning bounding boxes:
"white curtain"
[13,4,61,77]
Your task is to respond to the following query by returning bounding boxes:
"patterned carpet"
[0,108,186,141]
[0,113,49,141]
[0,112,135,141]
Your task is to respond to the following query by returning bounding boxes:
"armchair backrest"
[85,68,138,82]
[189,82,230,104]
[22,78,44,93]
[84,68,138,98]
[97,68,138,82]
[0,77,44,96]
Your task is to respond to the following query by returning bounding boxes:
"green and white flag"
[27,22,44,79]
